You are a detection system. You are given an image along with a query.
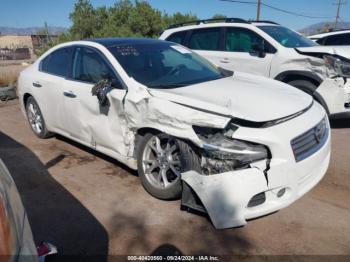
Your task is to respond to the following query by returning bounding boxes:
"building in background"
[0,35,57,61]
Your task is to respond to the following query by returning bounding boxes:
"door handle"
[63,91,76,98]
[32,81,42,88]
[219,58,230,64]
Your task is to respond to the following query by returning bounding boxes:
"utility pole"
[256,0,262,21]
[334,0,346,29]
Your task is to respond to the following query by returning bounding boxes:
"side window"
[316,38,326,45]
[324,33,350,45]
[72,47,116,84]
[166,31,187,45]
[188,28,221,51]
[40,47,71,77]
[225,28,268,53]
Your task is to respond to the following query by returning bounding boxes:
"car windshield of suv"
[108,42,228,88]
[258,25,318,48]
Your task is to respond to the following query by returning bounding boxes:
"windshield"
[108,42,227,88]
[258,25,318,48]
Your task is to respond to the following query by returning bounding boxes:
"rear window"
[166,31,187,45]
[40,47,71,77]
[188,28,221,51]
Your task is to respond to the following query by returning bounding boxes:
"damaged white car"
[18,39,330,229]
[160,19,350,118]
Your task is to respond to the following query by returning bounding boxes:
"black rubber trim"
[275,70,323,87]
[171,100,314,129]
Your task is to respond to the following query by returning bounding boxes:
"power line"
[334,0,347,29]
[220,0,335,19]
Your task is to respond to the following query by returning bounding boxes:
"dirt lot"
[0,100,350,260]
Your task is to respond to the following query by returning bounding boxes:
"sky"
[1,0,349,30]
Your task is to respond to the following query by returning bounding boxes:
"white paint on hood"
[149,72,313,122]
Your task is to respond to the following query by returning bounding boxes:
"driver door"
[61,46,128,154]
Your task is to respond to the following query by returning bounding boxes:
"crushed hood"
[296,46,350,60]
[148,72,313,122]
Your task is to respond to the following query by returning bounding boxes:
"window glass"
[225,28,265,52]
[108,42,227,88]
[41,48,70,77]
[166,31,187,45]
[189,28,220,51]
[72,47,116,83]
[258,25,318,48]
[324,33,350,45]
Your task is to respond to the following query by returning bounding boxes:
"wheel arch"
[23,93,33,106]
[275,71,330,114]
[275,70,323,91]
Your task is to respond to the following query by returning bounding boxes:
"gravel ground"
[0,100,349,261]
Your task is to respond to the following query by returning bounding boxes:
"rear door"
[32,47,72,132]
[216,27,275,77]
[186,27,224,66]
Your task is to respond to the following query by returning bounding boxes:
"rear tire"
[25,96,52,139]
[137,133,201,200]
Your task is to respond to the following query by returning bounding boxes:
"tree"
[65,0,200,40]
[69,0,96,39]
[211,14,227,19]
[162,12,198,28]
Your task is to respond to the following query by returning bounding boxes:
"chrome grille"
[291,117,329,162]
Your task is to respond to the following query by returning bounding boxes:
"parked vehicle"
[160,18,350,118]
[309,29,350,46]
[18,38,330,229]
[0,159,56,261]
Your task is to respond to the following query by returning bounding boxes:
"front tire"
[25,96,51,138]
[137,133,201,200]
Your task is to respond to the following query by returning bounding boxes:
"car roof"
[309,29,350,39]
[85,38,167,47]
[163,18,280,32]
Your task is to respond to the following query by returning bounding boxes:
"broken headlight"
[193,126,269,174]
[324,55,350,78]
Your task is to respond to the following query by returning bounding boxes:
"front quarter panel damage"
[120,85,231,156]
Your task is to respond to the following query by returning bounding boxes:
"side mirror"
[91,79,113,106]
[250,42,266,58]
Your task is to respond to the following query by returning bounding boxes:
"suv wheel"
[137,133,201,200]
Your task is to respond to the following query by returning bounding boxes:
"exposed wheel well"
[23,93,32,106]
[136,127,161,137]
[280,74,321,88]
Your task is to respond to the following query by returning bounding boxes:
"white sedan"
[18,38,330,229]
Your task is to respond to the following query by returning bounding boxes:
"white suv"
[309,29,350,46]
[160,18,350,117]
[18,38,330,229]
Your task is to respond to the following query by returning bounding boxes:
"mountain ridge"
[0,26,67,35]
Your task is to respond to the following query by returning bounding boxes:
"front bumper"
[316,77,350,115]
[181,102,331,229]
